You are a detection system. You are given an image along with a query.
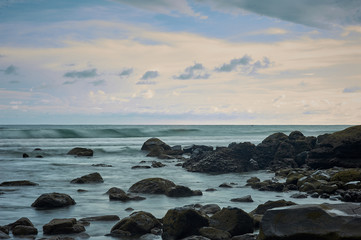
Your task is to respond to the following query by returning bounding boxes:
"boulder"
[106,187,145,201]
[251,200,296,215]
[67,147,93,157]
[183,142,256,173]
[70,172,103,184]
[210,207,253,236]
[200,204,221,215]
[340,189,361,202]
[129,178,176,194]
[166,185,202,197]
[141,138,171,152]
[31,192,76,209]
[307,125,361,169]
[162,208,209,240]
[0,180,38,186]
[12,225,38,236]
[0,231,9,239]
[330,169,361,183]
[259,203,361,240]
[79,215,120,222]
[199,227,231,240]
[43,218,85,235]
[231,195,253,203]
[7,217,34,230]
[110,211,161,237]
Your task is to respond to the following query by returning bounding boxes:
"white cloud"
[249,28,288,36]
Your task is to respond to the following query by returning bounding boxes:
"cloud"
[250,57,271,74]
[141,70,159,80]
[63,68,97,78]
[173,63,210,80]
[342,26,361,37]
[119,68,133,77]
[343,86,361,93]
[215,55,252,72]
[112,0,207,19]
[63,80,77,85]
[196,0,361,28]
[249,28,288,35]
[90,80,106,86]
[2,65,17,75]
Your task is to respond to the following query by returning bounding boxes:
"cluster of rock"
[22,147,94,159]
[142,125,361,174]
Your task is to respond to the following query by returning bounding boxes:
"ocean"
[0,125,351,239]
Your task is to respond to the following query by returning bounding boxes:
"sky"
[0,0,361,124]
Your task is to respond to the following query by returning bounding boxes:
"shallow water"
[0,125,350,239]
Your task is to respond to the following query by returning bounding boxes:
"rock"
[151,161,166,168]
[340,189,361,202]
[31,192,76,209]
[141,138,171,152]
[141,138,179,159]
[200,204,221,215]
[231,233,257,240]
[251,200,296,215]
[91,163,112,167]
[0,226,9,235]
[132,165,151,169]
[7,217,34,230]
[106,187,126,195]
[162,208,209,240]
[22,153,29,158]
[183,142,256,173]
[0,180,38,186]
[205,188,217,192]
[70,172,103,184]
[258,203,361,240]
[307,125,361,169]
[77,189,87,192]
[79,215,120,222]
[219,183,232,188]
[182,236,211,240]
[43,218,85,235]
[330,169,361,183]
[12,225,38,236]
[199,227,231,240]
[110,211,161,237]
[210,207,253,236]
[290,193,308,198]
[129,178,176,194]
[109,192,146,202]
[0,231,9,239]
[166,185,202,197]
[67,147,93,157]
[231,195,253,202]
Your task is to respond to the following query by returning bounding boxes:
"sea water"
[0,125,350,239]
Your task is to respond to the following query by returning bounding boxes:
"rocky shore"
[1,125,360,239]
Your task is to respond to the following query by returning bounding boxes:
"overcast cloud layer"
[0,0,360,124]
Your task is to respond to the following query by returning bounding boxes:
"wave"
[0,126,202,139]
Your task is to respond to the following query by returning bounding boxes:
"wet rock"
[182,236,211,240]
[151,161,166,168]
[0,180,38,186]
[31,192,76,209]
[110,211,161,237]
[70,172,103,184]
[67,147,93,157]
[251,200,296,215]
[43,218,85,235]
[106,187,145,202]
[231,195,253,203]
[210,207,253,236]
[79,215,120,222]
[141,138,180,159]
[231,233,257,240]
[205,188,217,192]
[0,231,9,239]
[12,225,38,236]
[7,217,34,230]
[129,178,176,194]
[132,165,151,169]
[166,185,202,197]
[290,193,308,199]
[142,138,171,152]
[219,183,232,188]
[330,169,361,183]
[91,163,112,167]
[22,153,29,158]
[340,189,361,202]
[307,125,361,169]
[163,207,209,240]
[200,204,221,215]
[258,203,361,240]
[0,226,9,235]
[105,187,125,195]
[199,227,231,240]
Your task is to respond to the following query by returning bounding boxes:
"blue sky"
[0,0,361,124]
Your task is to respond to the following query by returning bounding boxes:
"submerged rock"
[259,203,361,240]
[31,192,76,209]
[129,178,176,194]
[0,180,38,186]
[67,147,93,157]
[166,185,202,197]
[79,215,120,222]
[70,172,103,184]
[231,195,253,203]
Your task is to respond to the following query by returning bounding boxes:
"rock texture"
[0,180,38,186]
[31,192,76,209]
[129,178,176,194]
[259,203,361,240]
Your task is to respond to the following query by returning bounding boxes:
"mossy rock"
[330,169,361,183]
[129,178,176,194]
